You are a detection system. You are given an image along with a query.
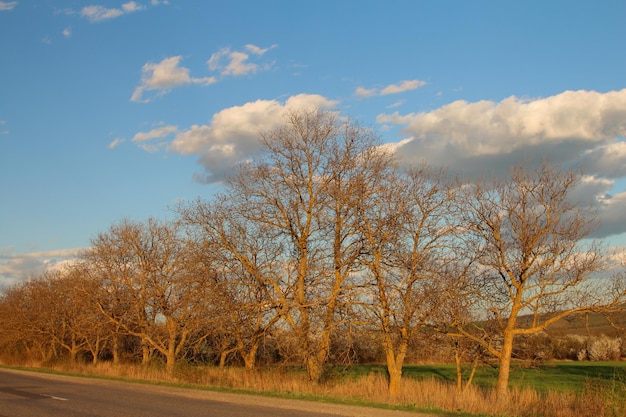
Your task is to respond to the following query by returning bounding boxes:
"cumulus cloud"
[131,45,275,103]
[0,1,17,11]
[131,56,217,102]
[595,190,626,238]
[0,247,84,286]
[168,94,338,183]
[62,27,72,37]
[81,1,145,22]
[208,44,275,77]
[579,141,626,179]
[378,89,626,177]
[356,79,426,97]
[378,88,626,239]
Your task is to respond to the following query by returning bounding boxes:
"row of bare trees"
[1,109,624,399]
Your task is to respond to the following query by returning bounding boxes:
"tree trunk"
[454,347,463,392]
[165,344,176,376]
[496,330,515,400]
[382,329,407,397]
[141,340,151,365]
[219,350,228,368]
[306,356,324,382]
[242,342,259,371]
[165,321,177,376]
[112,334,120,364]
[387,362,402,398]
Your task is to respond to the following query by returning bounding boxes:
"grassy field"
[5,360,626,417]
[324,360,626,394]
[333,361,626,393]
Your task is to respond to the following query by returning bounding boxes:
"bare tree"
[0,278,55,362]
[83,218,213,374]
[453,163,626,399]
[180,198,283,371]
[181,109,386,381]
[0,269,109,364]
[358,164,462,396]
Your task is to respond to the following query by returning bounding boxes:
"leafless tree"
[83,218,214,374]
[452,163,626,399]
[358,164,463,396]
[0,268,109,364]
[181,109,386,381]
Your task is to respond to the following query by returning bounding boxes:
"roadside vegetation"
[1,109,625,416]
[3,360,625,417]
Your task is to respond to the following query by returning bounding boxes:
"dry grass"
[9,361,625,417]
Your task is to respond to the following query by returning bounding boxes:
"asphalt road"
[0,368,439,417]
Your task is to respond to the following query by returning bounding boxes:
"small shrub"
[553,334,587,361]
[588,336,622,362]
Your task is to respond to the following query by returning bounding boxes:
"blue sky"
[1,1,625,285]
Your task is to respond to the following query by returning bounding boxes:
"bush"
[588,336,622,361]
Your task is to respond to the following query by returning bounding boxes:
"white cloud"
[81,5,123,22]
[108,137,124,149]
[131,56,217,102]
[245,43,277,55]
[378,88,626,239]
[132,46,274,102]
[380,79,427,95]
[379,89,626,176]
[0,247,84,286]
[208,44,275,77]
[62,27,72,37]
[387,100,405,109]
[131,125,178,151]
[168,94,338,183]
[122,1,144,13]
[355,86,377,98]
[0,1,17,11]
[356,79,427,97]
[132,125,178,142]
[81,1,146,22]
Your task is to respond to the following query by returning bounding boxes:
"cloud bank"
[131,87,625,238]
[0,247,83,287]
[377,89,626,175]
[377,88,626,238]
[133,93,337,183]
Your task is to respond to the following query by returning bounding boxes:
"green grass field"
[328,361,626,394]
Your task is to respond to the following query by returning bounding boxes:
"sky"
[1,1,625,286]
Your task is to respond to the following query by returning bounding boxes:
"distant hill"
[516,309,626,338]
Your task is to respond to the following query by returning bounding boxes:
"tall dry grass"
[11,361,626,417]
